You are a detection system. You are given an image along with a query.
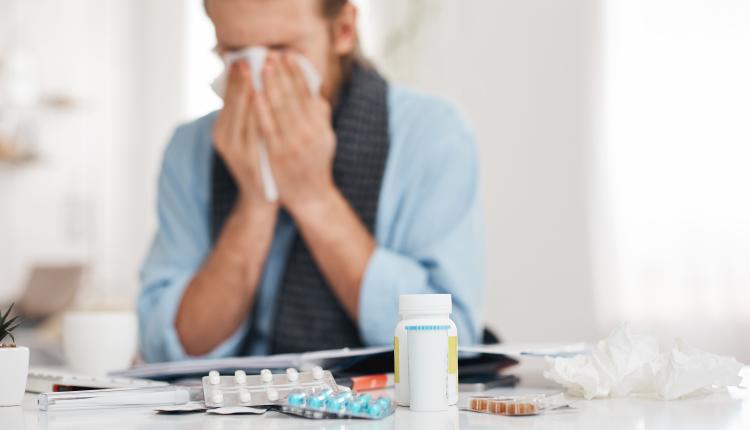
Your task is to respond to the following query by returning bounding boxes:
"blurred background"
[1,0,748,363]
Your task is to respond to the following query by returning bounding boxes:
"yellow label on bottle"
[448,335,458,374]
[394,336,400,383]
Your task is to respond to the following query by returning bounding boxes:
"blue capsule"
[287,392,306,407]
[325,396,346,413]
[345,401,362,414]
[286,388,390,418]
[367,402,385,418]
[307,393,327,409]
[344,395,367,414]
[375,396,391,413]
[337,391,353,400]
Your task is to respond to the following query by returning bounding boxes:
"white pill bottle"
[394,294,458,407]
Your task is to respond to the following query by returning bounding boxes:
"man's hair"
[319,0,349,19]
[204,0,361,75]
[203,0,348,20]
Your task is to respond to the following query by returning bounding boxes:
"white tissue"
[211,47,321,98]
[211,47,322,202]
[543,323,744,400]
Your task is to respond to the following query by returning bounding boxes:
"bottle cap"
[399,294,452,316]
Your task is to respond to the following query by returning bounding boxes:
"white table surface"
[5,365,749,430]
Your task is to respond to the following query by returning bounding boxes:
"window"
[594,0,750,336]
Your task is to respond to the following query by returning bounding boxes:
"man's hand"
[213,61,274,208]
[252,51,375,322]
[253,51,338,216]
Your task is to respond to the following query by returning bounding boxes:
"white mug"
[63,311,137,375]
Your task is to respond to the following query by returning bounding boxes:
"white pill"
[212,391,224,404]
[239,389,251,404]
[312,366,324,380]
[267,388,279,402]
[260,369,273,383]
[208,370,221,385]
[234,370,247,384]
[286,368,299,382]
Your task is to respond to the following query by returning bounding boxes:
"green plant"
[0,303,23,346]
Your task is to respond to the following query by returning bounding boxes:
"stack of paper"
[111,343,588,381]
[111,346,392,380]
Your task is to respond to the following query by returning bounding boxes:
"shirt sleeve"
[358,100,485,347]
[137,122,249,362]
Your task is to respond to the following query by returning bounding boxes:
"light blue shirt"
[138,85,485,363]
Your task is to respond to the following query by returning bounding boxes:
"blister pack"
[466,393,573,417]
[281,389,394,420]
[201,367,339,408]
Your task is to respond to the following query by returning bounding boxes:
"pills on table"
[307,392,327,409]
[325,396,345,413]
[469,396,541,416]
[346,399,364,413]
[266,388,279,402]
[234,370,247,384]
[488,398,506,414]
[278,386,393,419]
[367,402,384,418]
[312,366,324,380]
[375,396,392,413]
[469,396,490,412]
[287,391,306,407]
[201,367,352,414]
[505,402,537,416]
[201,368,393,419]
[239,389,251,404]
[286,368,299,382]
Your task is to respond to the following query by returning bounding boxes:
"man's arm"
[175,199,276,355]
[287,103,484,338]
[175,61,279,355]
[138,119,277,361]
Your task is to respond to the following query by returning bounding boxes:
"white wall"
[1,0,137,303]
[369,0,601,343]
[0,0,186,307]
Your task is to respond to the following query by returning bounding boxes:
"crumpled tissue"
[543,323,744,400]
